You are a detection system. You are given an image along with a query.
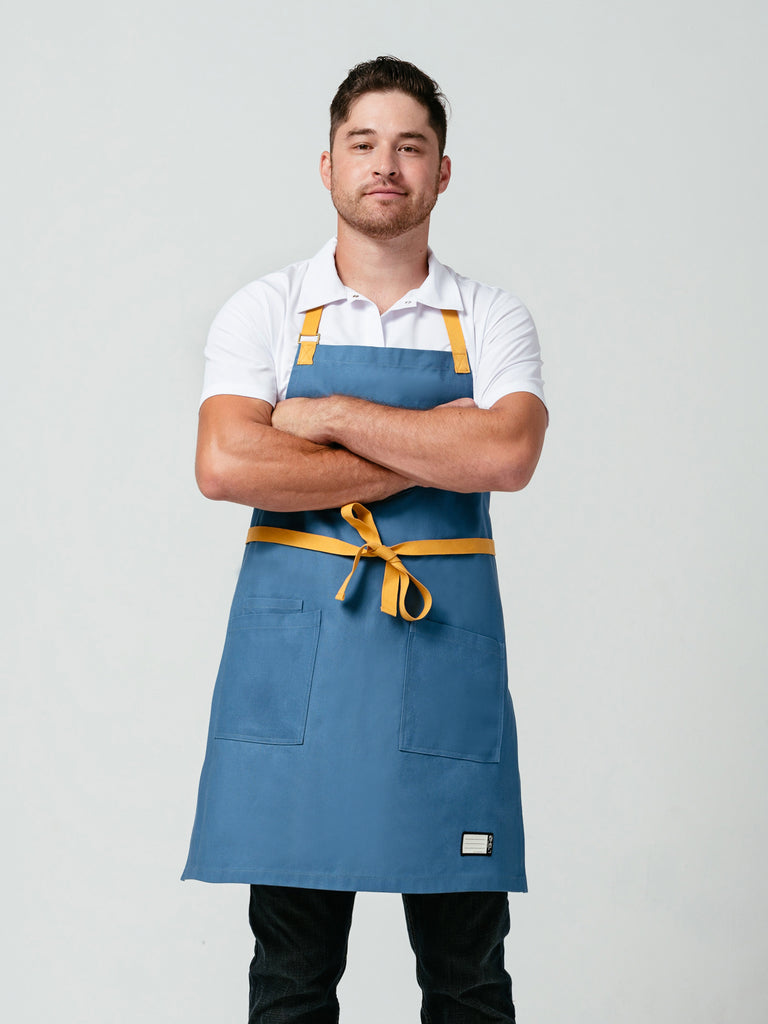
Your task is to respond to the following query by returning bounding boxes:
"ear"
[320,151,332,192]
[437,155,451,194]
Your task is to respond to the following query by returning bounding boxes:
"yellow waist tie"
[246,502,495,622]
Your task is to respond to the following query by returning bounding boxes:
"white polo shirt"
[201,238,545,411]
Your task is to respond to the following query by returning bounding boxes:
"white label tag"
[461,832,494,856]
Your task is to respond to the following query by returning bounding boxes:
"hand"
[271,396,333,444]
[436,397,476,409]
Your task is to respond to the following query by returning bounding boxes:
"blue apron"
[183,310,527,893]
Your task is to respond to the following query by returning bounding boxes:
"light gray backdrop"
[3,1,766,1021]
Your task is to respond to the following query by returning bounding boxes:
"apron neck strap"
[296,306,323,365]
[297,305,469,374]
[440,309,470,374]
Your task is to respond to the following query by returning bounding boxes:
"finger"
[436,397,476,408]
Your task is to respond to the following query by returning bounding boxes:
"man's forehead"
[341,90,434,134]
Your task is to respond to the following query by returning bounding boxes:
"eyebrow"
[343,128,430,143]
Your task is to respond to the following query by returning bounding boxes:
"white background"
[3,1,766,1021]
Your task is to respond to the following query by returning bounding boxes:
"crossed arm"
[196,391,547,512]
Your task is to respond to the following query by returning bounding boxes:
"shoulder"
[431,255,535,330]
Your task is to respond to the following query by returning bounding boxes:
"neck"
[333,220,431,313]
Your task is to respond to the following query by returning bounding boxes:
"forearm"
[273,393,547,492]
[196,396,413,511]
[330,400,523,491]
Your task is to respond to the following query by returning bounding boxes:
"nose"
[374,147,398,177]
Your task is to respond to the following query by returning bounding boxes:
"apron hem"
[181,865,528,894]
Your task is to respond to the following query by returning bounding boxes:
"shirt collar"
[297,238,464,313]
[416,250,463,311]
[297,238,347,311]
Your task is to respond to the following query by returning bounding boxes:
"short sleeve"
[200,284,278,408]
[471,290,546,412]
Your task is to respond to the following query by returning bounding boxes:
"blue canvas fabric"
[182,334,527,893]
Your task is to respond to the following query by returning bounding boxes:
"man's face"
[320,90,451,241]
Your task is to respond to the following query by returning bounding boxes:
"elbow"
[478,398,547,493]
[493,465,533,493]
[500,465,535,492]
[196,465,227,501]
[493,441,542,492]
[195,448,231,501]
[195,445,274,507]
[194,399,277,505]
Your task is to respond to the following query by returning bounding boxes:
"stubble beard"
[330,173,441,241]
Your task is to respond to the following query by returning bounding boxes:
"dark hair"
[330,56,448,157]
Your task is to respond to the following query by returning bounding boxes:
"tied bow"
[335,503,432,622]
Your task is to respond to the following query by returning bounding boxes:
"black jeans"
[248,885,515,1023]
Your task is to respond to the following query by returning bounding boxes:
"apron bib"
[183,309,527,893]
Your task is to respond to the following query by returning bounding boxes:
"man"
[183,56,547,1023]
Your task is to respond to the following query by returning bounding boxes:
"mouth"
[365,189,407,196]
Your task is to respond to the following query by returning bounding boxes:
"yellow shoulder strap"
[441,309,470,374]
[298,305,468,374]
[297,306,323,365]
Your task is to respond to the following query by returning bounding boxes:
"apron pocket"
[236,597,304,614]
[214,609,321,744]
[400,619,505,763]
